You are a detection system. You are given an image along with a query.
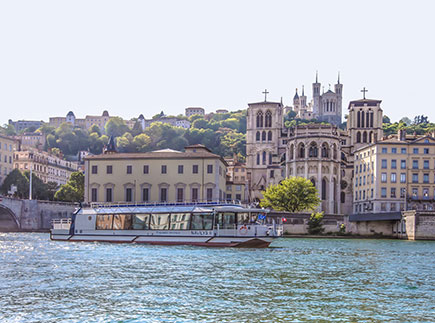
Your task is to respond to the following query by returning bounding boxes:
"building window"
[91,188,98,202]
[106,188,112,202]
[91,165,98,174]
[267,131,272,141]
[412,173,418,183]
[127,165,132,174]
[400,173,406,183]
[381,187,387,198]
[236,194,242,201]
[401,148,407,154]
[106,165,113,174]
[391,148,397,154]
[207,165,213,174]
[126,188,132,202]
[321,179,327,200]
[256,131,260,141]
[423,173,429,183]
[390,203,396,211]
[178,165,184,174]
[382,147,387,154]
[413,148,419,154]
[391,160,396,169]
[143,165,149,174]
[391,173,397,183]
[192,165,198,174]
[381,159,387,168]
[262,131,266,141]
[412,160,418,169]
[401,160,406,169]
[160,188,167,202]
[381,203,386,211]
[192,188,198,202]
[381,173,387,183]
[423,188,429,199]
[206,188,213,201]
[177,188,184,202]
[142,188,149,202]
[161,165,167,174]
[424,160,429,169]
[400,188,406,198]
[424,148,429,154]
[412,188,418,199]
[391,188,396,198]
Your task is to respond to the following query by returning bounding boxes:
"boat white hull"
[50,233,274,248]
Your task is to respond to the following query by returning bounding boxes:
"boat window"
[150,213,170,230]
[113,214,132,230]
[191,213,213,230]
[217,212,236,229]
[237,213,249,224]
[170,213,190,230]
[96,214,113,230]
[132,214,150,230]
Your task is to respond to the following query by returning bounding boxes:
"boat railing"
[52,218,72,230]
[90,199,243,209]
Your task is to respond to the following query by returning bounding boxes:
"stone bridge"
[0,197,78,231]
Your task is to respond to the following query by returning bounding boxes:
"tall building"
[353,130,435,214]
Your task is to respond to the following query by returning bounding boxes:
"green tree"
[0,124,17,136]
[260,177,321,212]
[55,171,84,202]
[192,118,209,129]
[132,133,151,152]
[105,117,129,138]
[220,131,246,157]
[307,212,325,235]
[88,124,101,136]
[0,169,29,198]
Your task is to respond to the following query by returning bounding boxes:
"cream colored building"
[0,135,18,185]
[49,110,111,132]
[353,130,435,214]
[14,149,79,185]
[185,107,205,117]
[84,145,227,204]
[15,133,46,149]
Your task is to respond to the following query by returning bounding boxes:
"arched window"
[265,110,272,127]
[370,112,374,127]
[256,131,260,141]
[362,131,367,143]
[356,131,361,143]
[366,112,370,128]
[299,143,305,158]
[369,131,373,143]
[321,143,329,158]
[262,131,266,141]
[309,143,318,157]
[357,110,361,127]
[269,152,273,165]
[256,153,260,165]
[267,131,272,141]
[322,179,327,200]
[256,111,263,128]
[290,144,294,160]
[361,111,365,128]
[262,151,266,165]
[341,192,345,203]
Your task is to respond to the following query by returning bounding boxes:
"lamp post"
[29,164,32,200]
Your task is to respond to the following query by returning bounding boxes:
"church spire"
[337,72,340,84]
[302,85,305,96]
[315,70,318,83]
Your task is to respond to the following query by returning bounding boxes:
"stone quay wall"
[403,210,435,240]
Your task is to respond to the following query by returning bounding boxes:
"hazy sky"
[1,0,434,126]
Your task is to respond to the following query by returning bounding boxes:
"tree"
[260,177,321,212]
[105,117,129,138]
[88,124,101,136]
[0,124,17,136]
[400,117,412,126]
[55,171,84,202]
[132,133,151,152]
[383,115,391,124]
[307,212,325,235]
[0,169,29,198]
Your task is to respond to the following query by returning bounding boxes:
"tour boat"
[50,202,283,248]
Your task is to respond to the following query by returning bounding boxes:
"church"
[246,74,384,216]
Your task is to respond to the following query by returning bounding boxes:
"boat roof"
[79,203,269,215]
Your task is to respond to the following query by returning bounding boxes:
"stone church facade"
[246,79,385,216]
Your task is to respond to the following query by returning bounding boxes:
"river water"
[0,233,434,322]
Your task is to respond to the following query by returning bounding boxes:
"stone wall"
[403,210,435,240]
[270,212,345,235]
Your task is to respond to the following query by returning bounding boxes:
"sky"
[1,0,434,126]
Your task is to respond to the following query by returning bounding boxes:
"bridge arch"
[0,204,20,231]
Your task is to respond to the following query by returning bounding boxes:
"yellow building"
[0,135,18,185]
[353,130,435,214]
[14,149,79,185]
[84,145,227,204]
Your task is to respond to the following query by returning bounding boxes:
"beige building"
[14,149,79,185]
[185,107,205,117]
[0,135,18,185]
[15,132,46,149]
[225,155,248,202]
[353,130,435,214]
[84,145,227,204]
[49,111,111,132]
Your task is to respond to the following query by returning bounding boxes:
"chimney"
[398,128,406,141]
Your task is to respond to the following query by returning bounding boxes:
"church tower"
[312,72,321,115]
[347,88,383,151]
[246,90,283,201]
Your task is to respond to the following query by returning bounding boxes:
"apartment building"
[0,135,18,185]
[353,130,435,214]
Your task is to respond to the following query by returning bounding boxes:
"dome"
[138,114,145,120]
[102,110,109,117]
[66,111,75,117]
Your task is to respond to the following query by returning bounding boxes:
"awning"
[349,212,402,222]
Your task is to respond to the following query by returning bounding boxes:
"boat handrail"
[89,199,243,209]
